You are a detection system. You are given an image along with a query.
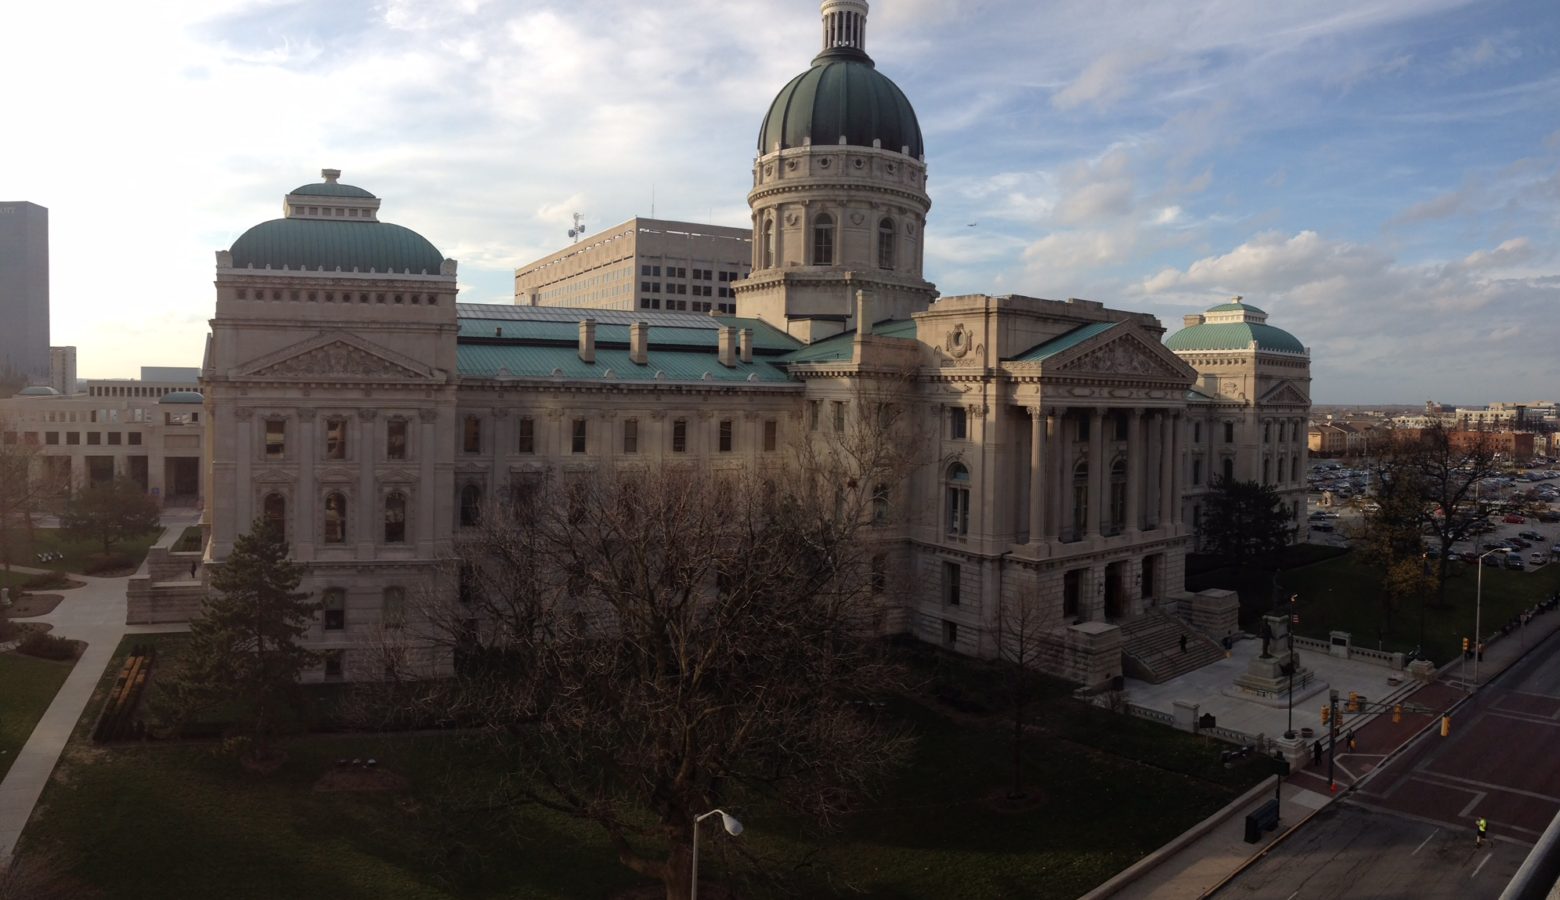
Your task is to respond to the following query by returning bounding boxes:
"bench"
[1244,798,1281,843]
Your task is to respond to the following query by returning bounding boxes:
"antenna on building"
[567,212,585,243]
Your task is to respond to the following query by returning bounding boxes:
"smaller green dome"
[1205,300,1267,315]
[1165,323,1305,354]
[229,219,445,274]
[290,182,376,199]
[160,390,204,404]
[15,385,59,397]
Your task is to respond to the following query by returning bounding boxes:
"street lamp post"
[1286,594,1297,738]
[691,808,744,900]
[1473,547,1508,690]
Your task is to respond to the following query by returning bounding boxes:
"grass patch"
[1280,552,1560,664]
[19,639,1275,899]
[0,651,77,780]
[25,527,162,577]
[1187,544,1351,629]
[172,526,203,554]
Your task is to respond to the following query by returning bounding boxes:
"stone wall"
[1184,588,1239,639]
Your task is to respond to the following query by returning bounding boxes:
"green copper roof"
[1205,301,1267,315]
[1165,322,1305,354]
[159,390,204,404]
[759,57,923,158]
[229,219,444,273]
[457,345,794,383]
[289,182,376,199]
[1007,322,1118,363]
[781,318,919,364]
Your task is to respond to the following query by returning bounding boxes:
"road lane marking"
[1413,829,1439,855]
[1471,854,1490,879]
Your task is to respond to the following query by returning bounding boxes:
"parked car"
[1483,553,1504,567]
[1509,537,1531,549]
[1424,547,1441,559]
[1460,551,1479,564]
[1504,514,1526,524]
[1529,552,1548,566]
[1312,522,1335,532]
[1505,554,1526,570]
[1537,512,1560,523]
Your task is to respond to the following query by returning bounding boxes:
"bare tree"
[364,375,931,900]
[0,420,44,574]
[994,590,1047,801]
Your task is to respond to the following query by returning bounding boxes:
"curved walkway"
[0,511,197,866]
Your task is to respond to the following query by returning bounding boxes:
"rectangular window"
[623,418,639,453]
[265,419,285,458]
[1224,422,1235,443]
[517,416,535,453]
[323,650,344,681]
[1078,415,1090,442]
[808,401,820,432]
[943,562,961,605]
[463,416,481,454]
[943,620,958,647]
[66,432,80,445]
[870,554,887,594]
[386,418,407,460]
[128,432,142,446]
[107,432,121,445]
[1194,422,1202,443]
[45,432,58,445]
[672,418,688,453]
[832,401,845,433]
[1114,415,1128,441]
[763,419,777,452]
[641,264,653,276]
[325,417,348,459]
[382,587,405,626]
[87,432,101,445]
[571,418,587,454]
[323,589,345,630]
[718,419,733,452]
[949,406,967,440]
[1193,459,1203,486]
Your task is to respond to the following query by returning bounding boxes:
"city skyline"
[1,0,1555,403]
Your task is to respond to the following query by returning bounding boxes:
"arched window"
[384,491,406,543]
[877,218,895,270]
[762,218,775,268]
[263,492,286,542]
[459,484,482,528]
[945,463,970,536]
[1071,461,1089,538]
[811,213,834,266]
[323,492,347,543]
[1109,458,1127,534]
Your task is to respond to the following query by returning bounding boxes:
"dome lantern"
[820,0,870,60]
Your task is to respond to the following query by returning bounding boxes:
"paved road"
[1218,623,1560,898]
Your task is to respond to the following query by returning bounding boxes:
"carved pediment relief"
[1051,334,1191,381]
[236,332,435,382]
[1259,381,1310,406]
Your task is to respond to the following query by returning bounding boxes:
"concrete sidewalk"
[0,510,198,866]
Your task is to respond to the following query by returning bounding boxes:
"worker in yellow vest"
[1476,817,1488,848]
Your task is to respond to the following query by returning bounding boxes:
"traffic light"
[1441,715,1451,737]
[1393,704,1402,724]
[1321,706,1331,726]
[1463,636,1471,655]
[1347,691,1360,713]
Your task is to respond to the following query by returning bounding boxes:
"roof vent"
[739,328,753,363]
[718,326,737,368]
[579,318,597,364]
[630,322,649,365]
[322,168,341,183]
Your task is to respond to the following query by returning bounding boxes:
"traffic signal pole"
[1327,689,1339,791]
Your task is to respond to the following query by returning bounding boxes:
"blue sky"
[2,0,1556,403]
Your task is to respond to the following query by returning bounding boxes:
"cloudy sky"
[2,0,1556,403]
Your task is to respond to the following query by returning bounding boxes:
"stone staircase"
[1119,612,1225,684]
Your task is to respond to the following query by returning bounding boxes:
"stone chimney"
[739,328,753,363]
[855,289,872,335]
[1183,314,1205,328]
[578,318,596,364]
[718,326,737,368]
[630,322,649,365]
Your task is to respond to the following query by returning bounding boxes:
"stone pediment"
[1048,332,1194,382]
[236,332,435,382]
[1259,381,1310,406]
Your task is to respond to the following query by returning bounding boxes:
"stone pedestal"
[1228,615,1329,708]
[1407,659,1436,683]
[1172,699,1199,733]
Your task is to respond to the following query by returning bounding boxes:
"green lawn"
[1280,551,1560,664]
[26,526,163,575]
[0,651,77,781]
[16,637,1277,899]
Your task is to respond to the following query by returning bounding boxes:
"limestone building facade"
[198,1,1310,686]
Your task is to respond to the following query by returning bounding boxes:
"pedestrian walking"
[189,561,198,579]
[1347,731,1357,753]
[1179,634,1188,653]
[1476,816,1488,847]
[1312,740,1322,766]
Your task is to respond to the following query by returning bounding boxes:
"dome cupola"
[1165,296,1307,355]
[757,0,923,159]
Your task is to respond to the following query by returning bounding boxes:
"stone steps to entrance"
[1120,612,1224,684]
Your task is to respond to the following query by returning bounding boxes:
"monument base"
[1226,652,1330,708]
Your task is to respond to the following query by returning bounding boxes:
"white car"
[1530,552,1548,566]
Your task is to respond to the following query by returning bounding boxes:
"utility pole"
[1327,688,1340,793]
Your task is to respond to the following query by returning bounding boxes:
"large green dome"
[1165,298,1305,354]
[229,218,445,274]
[758,50,923,159]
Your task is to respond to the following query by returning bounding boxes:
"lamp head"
[720,812,744,836]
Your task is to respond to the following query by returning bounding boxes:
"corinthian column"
[1027,406,1046,545]
[1126,407,1143,533]
[1159,411,1175,528]
[1086,407,1104,538]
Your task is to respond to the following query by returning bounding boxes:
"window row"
[759,214,901,271]
[4,430,142,446]
[316,585,407,633]
[638,297,734,312]
[234,288,438,305]
[262,491,407,544]
[264,416,411,461]
[461,415,780,455]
